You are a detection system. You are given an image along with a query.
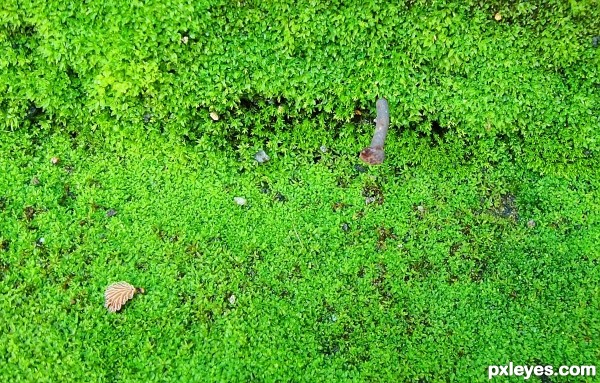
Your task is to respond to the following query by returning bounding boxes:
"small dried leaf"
[209,112,219,121]
[104,281,137,312]
[494,12,502,21]
[51,157,60,165]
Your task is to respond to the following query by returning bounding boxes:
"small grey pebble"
[143,113,152,123]
[527,219,536,228]
[417,205,425,213]
[106,209,117,217]
[341,223,350,232]
[234,197,247,206]
[254,150,270,164]
[228,294,236,305]
[365,196,376,205]
[36,237,45,246]
[593,36,599,48]
[319,145,328,153]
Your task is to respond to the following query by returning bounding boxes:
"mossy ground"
[1,0,600,381]
[1,121,598,382]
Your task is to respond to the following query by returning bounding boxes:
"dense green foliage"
[1,0,599,381]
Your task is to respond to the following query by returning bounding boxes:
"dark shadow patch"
[135,262,148,271]
[351,102,374,125]
[376,225,396,250]
[469,259,488,283]
[372,262,396,306]
[23,206,37,221]
[493,193,519,220]
[331,202,349,212]
[0,263,8,282]
[273,191,287,203]
[431,120,448,140]
[362,180,384,205]
[336,175,351,188]
[353,164,367,175]
[257,180,271,194]
[5,22,37,54]
[61,273,75,290]
[58,184,76,207]
[27,102,45,121]
[406,258,433,281]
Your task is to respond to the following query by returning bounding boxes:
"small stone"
[320,145,328,153]
[494,12,502,21]
[593,36,599,48]
[106,209,117,218]
[36,237,45,246]
[417,205,425,213]
[181,35,189,44]
[143,113,152,123]
[527,219,536,228]
[341,223,350,232]
[254,150,270,164]
[234,197,247,206]
[51,157,60,165]
[209,112,219,121]
[365,196,376,205]
[228,294,236,305]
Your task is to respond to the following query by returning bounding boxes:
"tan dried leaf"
[104,281,137,313]
[209,112,219,121]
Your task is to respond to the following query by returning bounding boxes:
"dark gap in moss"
[362,180,384,205]
[430,120,448,140]
[26,102,44,121]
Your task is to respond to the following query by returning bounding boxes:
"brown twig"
[359,98,389,165]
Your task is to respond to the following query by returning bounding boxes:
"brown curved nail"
[359,98,389,165]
